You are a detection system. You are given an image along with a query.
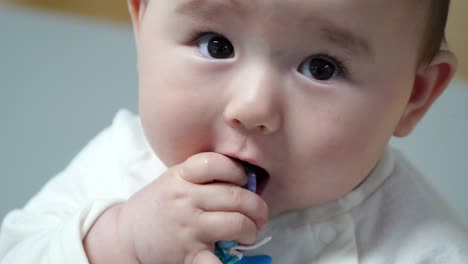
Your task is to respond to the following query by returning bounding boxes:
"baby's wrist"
[84,203,139,264]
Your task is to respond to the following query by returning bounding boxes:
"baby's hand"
[117,152,269,264]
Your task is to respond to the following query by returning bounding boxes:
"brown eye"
[298,56,341,81]
[197,33,235,59]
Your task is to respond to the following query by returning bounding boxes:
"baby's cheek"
[143,103,212,161]
[287,124,368,203]
[298,119,359,166]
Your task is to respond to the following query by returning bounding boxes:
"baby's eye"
[196,33,235,59]
[298,56,343,81]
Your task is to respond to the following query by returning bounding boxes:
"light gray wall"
[0,6,138,219]
[1,6,467,226]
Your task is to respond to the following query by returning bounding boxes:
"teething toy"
[214,164,272,264]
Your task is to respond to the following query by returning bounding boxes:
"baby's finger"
[179,152,246,186]
[198,212,258,245]
[196,184,269,229]
[192,250,222,264]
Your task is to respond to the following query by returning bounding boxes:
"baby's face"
[136,0,425,215]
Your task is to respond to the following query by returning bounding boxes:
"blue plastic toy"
[214,165,272,264]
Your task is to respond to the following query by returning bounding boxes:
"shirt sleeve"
[0,110,146,264]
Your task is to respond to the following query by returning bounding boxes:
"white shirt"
[1,110,467,263]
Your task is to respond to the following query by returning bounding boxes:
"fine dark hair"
[419,0,451,66]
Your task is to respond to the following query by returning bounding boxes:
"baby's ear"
[393,50,458,137]
[128,0,147,37]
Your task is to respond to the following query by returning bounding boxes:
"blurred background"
[1,0,467,227]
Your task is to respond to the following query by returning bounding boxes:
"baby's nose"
[223,71,281,135]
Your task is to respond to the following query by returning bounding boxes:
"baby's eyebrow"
[317,22,374,59]
[175,0,247,20]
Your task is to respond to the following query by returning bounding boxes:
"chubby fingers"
[198,211,258,246]
[179,152,246,186]
[195,184,269,229]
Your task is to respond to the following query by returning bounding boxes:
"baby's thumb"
[192,250,222,264]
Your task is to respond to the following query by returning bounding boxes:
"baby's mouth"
[233,158,270,195]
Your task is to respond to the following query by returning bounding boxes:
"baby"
[1,0,467,263]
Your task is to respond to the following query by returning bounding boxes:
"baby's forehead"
[173,0,424,33]
[171,0,421,11]
[171,0,425,25]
